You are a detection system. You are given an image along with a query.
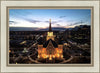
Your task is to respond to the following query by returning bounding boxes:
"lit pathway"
[14,54,23,62]
[27,43,37,50]
[28,55,41,63]
[60,56,74,63]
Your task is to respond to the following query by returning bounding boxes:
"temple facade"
[38,19,63,62]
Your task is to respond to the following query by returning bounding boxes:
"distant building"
[38,19,63,62]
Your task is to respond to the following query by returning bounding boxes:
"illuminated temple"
[38,19,63,62]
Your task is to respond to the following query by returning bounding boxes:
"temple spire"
[49,19,52,32]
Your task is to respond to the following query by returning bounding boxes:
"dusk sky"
[9,9,91,28]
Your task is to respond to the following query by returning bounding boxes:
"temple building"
[38,19,63,62]
[46,19,55,41]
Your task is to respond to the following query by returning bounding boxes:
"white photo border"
[0,0,100,73]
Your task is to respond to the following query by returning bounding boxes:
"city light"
[9,50,11,53]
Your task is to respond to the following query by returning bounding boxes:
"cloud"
[52,21,58,24]
[44,21,49,23]
[44,21,58,24]
[9,21,18,25]
[23,18,41,24]
[56,24,61,26]
[59,16,66,18]
[44,20,62,24]
[69,21,85,26]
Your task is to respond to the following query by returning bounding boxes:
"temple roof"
[43,39,58,48]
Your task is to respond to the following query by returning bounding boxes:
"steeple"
[49,19,52,32]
